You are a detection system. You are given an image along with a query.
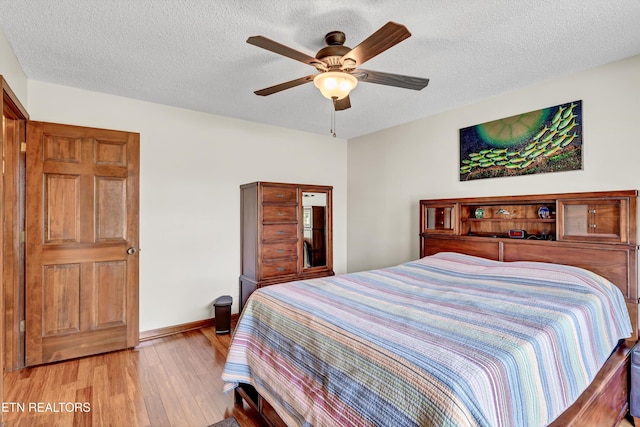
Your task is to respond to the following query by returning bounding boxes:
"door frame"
[1,76,29,427]
[2,77,29,371]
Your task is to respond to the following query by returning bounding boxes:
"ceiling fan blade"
[254,75,316,96]
[341,22,411,67]
[333,96,351,111]
[247,36,322,67]
[353,69,430,90]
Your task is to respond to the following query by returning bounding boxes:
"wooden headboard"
[419,190,639,342]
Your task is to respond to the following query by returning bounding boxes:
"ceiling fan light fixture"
[313,71,358,100]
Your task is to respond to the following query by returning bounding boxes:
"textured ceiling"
[0,0,639,139]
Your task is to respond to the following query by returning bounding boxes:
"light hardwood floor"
[2,324,637,427]
[2,326,261,427]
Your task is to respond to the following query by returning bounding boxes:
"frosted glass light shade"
[313,71,358,100]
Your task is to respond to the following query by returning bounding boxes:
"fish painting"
[459,100,583,181]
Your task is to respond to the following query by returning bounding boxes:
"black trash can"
[213,295,233,334]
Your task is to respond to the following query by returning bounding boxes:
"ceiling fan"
[247,21,430,111]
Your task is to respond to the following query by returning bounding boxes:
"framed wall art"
[459,100,582,181]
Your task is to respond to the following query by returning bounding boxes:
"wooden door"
[25,121,139,365]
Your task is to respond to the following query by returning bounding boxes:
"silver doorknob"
[127,247,137,255]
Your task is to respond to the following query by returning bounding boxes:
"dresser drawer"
[263,205,297,222]
[263,242,297,259]
[263,223,298,241]
[263,187,297,203]
[263,259,297,278]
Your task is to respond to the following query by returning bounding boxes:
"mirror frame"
[299,186,333,274]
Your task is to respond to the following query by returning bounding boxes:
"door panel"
[42,263,81,335]
[45,174,80,242]
[26,121,139,365]
[96,177,127,241]
[96,260,126,327]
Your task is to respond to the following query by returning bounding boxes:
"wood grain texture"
[139,318,215,342]
[239,182,334,311]
[1,322,635,427]
[2,324,262,427]
[420,190,639,342]
[25,122,140,365]
[2,79,28,374]
[342,21,411,67]
[418,190,639,427]
[2,76,30,425]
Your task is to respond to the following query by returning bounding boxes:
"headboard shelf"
[420,190,638,340]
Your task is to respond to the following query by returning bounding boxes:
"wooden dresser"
[239,182,334,310]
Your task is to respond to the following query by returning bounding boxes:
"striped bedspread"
[222,252,632,426]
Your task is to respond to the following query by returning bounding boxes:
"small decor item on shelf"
[508,229,526,239]
[538,206,551,219]
[475,208,484,219]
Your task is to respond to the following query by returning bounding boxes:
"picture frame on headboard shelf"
[459,100,583,181]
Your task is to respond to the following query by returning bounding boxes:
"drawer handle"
[277,212,284,216]
[277,230,285,235]
[277,249,284,253]
[277,267,284,272]
[276,193,284,198]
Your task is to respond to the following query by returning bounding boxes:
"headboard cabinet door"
[557,197,631,244]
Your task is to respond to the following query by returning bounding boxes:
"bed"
[222,251,635,426]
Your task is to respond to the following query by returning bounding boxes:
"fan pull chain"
[330,98,337,138]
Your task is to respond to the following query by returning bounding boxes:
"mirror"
[302,192,327,268]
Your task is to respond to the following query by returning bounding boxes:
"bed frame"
[235,190,639,427]
[421,190,639,427]
[484,242,636,426]
[520,242,637,426]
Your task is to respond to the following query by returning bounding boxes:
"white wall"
[0,30,27,107]
[26,81,348,332]
[347,55,640,273]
